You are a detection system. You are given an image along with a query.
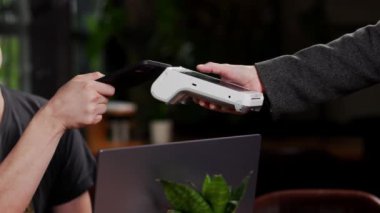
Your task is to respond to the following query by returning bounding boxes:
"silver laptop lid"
[94,134,261,213]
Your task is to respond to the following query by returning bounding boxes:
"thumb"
[197,62,230,77]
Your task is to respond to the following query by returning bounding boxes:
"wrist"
[36,103,67,134]
[250,65,265,93]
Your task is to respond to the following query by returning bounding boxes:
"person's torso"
[0,86,49,212]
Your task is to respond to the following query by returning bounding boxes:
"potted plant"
[158,172,252,213]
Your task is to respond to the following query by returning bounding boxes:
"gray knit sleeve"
[255,21,380,115]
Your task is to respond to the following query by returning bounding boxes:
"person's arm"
[53,191,92,213]
[196,21,380,115]
[255,21,380,115]
[0,72,114,212]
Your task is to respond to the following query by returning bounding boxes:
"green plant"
[158,172,252,213]
[85,0,127,70]
[0,36,20,89]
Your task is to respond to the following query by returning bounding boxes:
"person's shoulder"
[1,85,47,110]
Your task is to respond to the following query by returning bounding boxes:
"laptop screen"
[94,134,261,213]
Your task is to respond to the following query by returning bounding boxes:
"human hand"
[194,62,263,113]
[43,72,115,129]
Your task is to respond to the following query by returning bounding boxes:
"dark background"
[3,0,380,197]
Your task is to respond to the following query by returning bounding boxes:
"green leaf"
[159,179,213,213]
[225,171,253,213]
[225,200,239,213]
[202,175,230,213]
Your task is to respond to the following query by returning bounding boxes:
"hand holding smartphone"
[97,60,171,92]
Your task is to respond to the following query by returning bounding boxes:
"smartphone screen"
[97,60,171,90]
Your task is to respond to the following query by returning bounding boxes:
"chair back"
[254,189,380,213]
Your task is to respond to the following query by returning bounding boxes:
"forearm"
[0,105,65,212]
[256,21,380,115]
[53,191,92,213]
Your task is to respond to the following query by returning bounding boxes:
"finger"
[94,94,109,104]
[199,102,212,111]
[196,62,231,77]
[93,115,103,124]
[206,102,235,114]
[198,100,207,107]
[197,62,219,72]
[220,106,238,114]
[209,103,218,110]
[95,103,108,115]
[93,82,115,97]
[77,72,105,81]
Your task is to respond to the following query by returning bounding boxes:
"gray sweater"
[255,21,380,115]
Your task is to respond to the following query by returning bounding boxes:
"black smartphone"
[97,60,171,91]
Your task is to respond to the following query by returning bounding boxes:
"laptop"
[94,134,261,213]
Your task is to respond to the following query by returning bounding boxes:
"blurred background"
[1,0,380,197]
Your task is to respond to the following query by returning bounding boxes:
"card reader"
[151,66,264,113]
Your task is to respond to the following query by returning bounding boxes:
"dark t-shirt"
[0,85,96,212]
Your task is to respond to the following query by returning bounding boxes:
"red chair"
[254,189,380,213]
